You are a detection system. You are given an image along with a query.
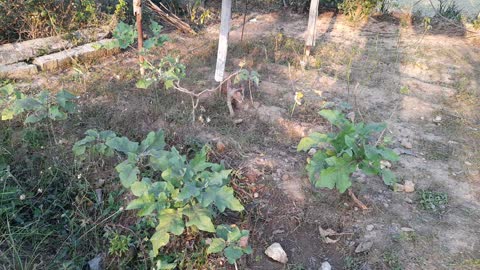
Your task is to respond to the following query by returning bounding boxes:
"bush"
[0,0,122,43]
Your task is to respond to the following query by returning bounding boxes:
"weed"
[108,233,132,257]
[344,256,363,269]
[298,109,399,193]
[399,85,410,95]
[419,190,448,212]
[436,0,462,21]
[383,250,403,270]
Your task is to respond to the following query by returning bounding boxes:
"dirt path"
[26,11,480,269]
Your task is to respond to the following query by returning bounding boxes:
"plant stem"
[348,188,368,210]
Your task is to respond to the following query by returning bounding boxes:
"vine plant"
[298,109,399,208]
[73,129,251,266]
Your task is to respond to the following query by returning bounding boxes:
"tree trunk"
[214,0,232,82]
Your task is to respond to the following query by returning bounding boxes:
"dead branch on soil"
[145,0,196,35]
[348,188,368,210]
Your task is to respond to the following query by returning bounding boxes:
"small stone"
[366,225,374,231]
[233,118,244,124]
[383,203,389,208]
[404,180,415,193]
[88,254,104,270]
[216,141,226,153]
[355,241,373,253]
[308,148,317,156]
[394,183,405,192]
[254,192,259,198]
[265,243,288,264]
[380,160,392,169]
[401,139,413,149]
[433,115,442,123]
[320,261,332,270]
[404,197,413,204]
[401,227,415,232]
[465,161,472,166]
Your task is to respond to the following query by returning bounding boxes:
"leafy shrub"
[436,0,462,21]
[297,109,399,193]
[339,0,384,21]
[0,0,111,42]
[0,84,76,123]
[73,129,250,264]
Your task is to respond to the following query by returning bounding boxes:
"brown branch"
[348,188,368,210]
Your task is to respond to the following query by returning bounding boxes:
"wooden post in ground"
[215,0,232,82]
[305,0,320,56]
[134,0,144,75]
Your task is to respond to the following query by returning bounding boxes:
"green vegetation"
[73,129,249,266]
[419,190,449,212]
[298,109,399,193]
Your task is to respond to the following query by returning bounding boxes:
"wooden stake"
[305,0,320,56]
[215,0,232,82]
[134,0,144,75]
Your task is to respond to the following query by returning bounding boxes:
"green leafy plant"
[339,0,384,21]
[0,85,76,123]
[419,190,448,212]
[109,233,132,257]
[73,129,246,264]
[207,224,252,264]
[297,109,399,193]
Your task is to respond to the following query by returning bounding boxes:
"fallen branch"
[348,188,368,210]
[145,0,196,35]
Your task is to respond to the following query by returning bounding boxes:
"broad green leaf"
[48,105,67,120]
[344,135,355,148]
[224,246,244,264]
[1,108,15,120]
[24,113,47,123]
[106,136,139,154]
[317,158,356,193]
[115,161,139,188]
[136,78,154,89]
[155,259,177,270]
[381,169,396,186]
[184,206,215,232]
[378,148,399,162]
[55,90,76,112]
[364,145,380,161]
[131,180,149,196]
[207,238,226,254]
[319,109,348,127]
[297,132,329,152]
[215,224,230,240]
[150,230,170,257]
[227,226,243,242]
[140,130,166,153]
[177,181,201,201]
[364,123,386,133]
[156,208,185,235]
[207,170,231,186]
[201,186,244,212]
[16,97,43,110]
[306,151,328,182]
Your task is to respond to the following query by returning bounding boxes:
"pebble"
[401,227,415,232]
[253,192,259,198]
[366,225,374,231]
[394,183,405,192]
[404,197,413,204]
[320,261,332,270]
[88,254,104,270]
[433,115,442,123]
[265,243,288,264]
[355,241,373,253]
[465,161,472,166]
[404,180,415,193]
[401,139,413,149]
[308,148,317,156]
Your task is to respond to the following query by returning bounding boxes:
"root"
[348,188,368,210]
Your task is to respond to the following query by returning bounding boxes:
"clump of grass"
[383,250,403,270]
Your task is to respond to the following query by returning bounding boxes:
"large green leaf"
[184,206,215,232]
[319,109,349,128]
[317,157,356,193]
[201,186,244,212]
[150,230,170,257]
[297,132,329,152]
[140,130,166,153]
[207,238,226,254]
[106,136,139,154]
[156,208,185,235]
[206,170,231,186]
[381,169,396,186]
[378,148,399,162]
[224,246,244,264]
[115,161,139,188]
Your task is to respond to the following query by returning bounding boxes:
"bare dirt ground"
[22,10,480,269]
